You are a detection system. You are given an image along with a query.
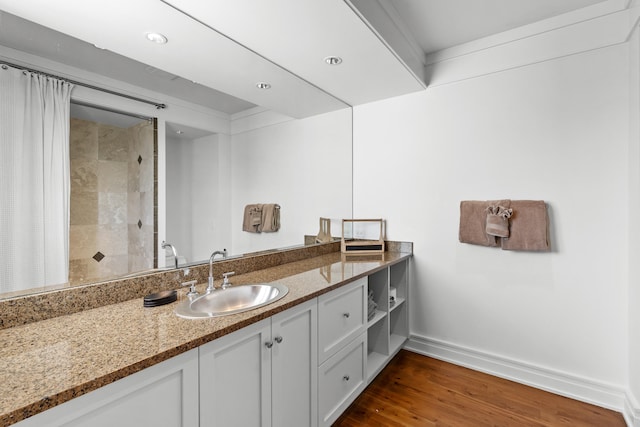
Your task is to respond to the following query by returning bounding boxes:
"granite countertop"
[0,251,411,426]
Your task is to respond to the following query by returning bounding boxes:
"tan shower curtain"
[0,64,73,292]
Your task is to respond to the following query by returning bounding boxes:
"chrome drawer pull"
[343,312,350,318]
[274,336,283,344]
[343,375,350,381]
[265,341,273,349]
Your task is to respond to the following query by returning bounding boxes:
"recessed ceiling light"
[324,56,343,65]
[145,32,168,44]
[256,82,271,90]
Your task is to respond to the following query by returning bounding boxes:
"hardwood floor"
[333,350,625,426]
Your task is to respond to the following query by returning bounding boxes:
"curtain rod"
[71,100,154,122]
[1,61,167,110]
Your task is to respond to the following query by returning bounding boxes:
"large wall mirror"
[0,9,353,299]
[163,108,353,271]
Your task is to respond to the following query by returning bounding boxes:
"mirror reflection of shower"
[68,103,157,285]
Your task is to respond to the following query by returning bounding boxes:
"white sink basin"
[175,283,288,319]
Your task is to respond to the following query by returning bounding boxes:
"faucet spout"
[207,249,227,293]
[161,241,179,269]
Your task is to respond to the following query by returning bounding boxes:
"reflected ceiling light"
[256,82,271,90]
[145,32,168,44]
[324,56,342,65]
[176,130,184,135]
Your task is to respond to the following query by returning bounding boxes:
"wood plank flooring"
[333,350,625,426]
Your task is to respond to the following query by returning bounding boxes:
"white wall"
[353,10,633,415]
[166,136,193,262]
[191,134,232,261]
[166,134,233,264]
[628,11,640,425]
[230,108,352,254]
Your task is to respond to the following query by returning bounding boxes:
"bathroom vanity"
[1,246,411,427]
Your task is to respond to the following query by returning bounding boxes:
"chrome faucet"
[207,249,228,293]
[161,241,179,269]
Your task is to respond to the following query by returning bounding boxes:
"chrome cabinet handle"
[343,375,350,381]
[343,313,350,318]
[265,341,273,349]
[274,336,283,344]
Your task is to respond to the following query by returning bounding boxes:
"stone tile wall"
[127,121,156,273]
[69,118,155,285]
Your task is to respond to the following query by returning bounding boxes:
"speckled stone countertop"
[0,250,411,426]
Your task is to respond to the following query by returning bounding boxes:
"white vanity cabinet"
[14,348,199,427]
[317,277,367,427]
[317,259,410,426]
[199,298,318,427]
[11,257,410,427]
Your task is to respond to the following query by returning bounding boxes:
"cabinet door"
[199,318,272,427]
[15,349,199,427]
[318,278,366,364]
[271,298,318,427]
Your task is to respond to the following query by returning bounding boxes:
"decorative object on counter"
[459,200,550,251]
[341,218,385,254]
[389,286,397,307]
[316,217,333,243]
[143,290,177,307]
[485,205,513,237]
[242,204,281,233]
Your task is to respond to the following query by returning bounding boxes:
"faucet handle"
[181,280,199,298]
[221,272,235,289]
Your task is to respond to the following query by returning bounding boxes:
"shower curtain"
[0,65,73,292]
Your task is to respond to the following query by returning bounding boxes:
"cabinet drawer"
[318,332,366,427]
[318,277,366,363]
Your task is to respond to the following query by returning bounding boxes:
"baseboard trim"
[405,335,629,417]
[624,391,640,427]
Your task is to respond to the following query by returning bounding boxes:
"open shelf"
[367,309,387,327]
[365,258,410,384]
[389,296,406,312]
[390,334,406,354]
[367,350,387,380]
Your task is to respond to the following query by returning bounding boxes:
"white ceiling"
[0,0,615,118]
[386,0,611,55]
[0,11,256,115]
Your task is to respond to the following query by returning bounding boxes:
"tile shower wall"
[69,118,155,285]
[127,121,156,274]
